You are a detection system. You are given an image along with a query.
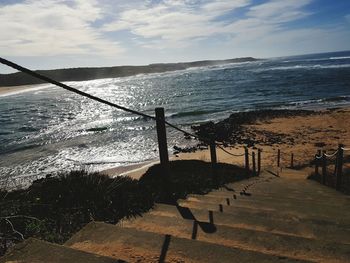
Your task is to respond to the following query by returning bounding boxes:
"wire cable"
[324,150,338,158]
[217,145,245,157]
[315,155,323,160]
[0,57,253,156]
[0,57,157,121]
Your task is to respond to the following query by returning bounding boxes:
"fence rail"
[314,144,346,191]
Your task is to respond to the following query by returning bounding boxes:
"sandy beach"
[0,84,47,96]
[108,107,350,179]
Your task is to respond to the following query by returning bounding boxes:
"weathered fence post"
[209,140,218,185]
[155,108,169,168]
[252,151,256,176]
[290,153,294,168]
[245,147,249,176]
[315,149,321,175]
[322,150,327,185]
[277,149,281,168]
[336,144,344,191]
[210,140,217,168]
[257,149,261,175]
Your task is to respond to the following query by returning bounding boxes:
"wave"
[330,56,350,60]
[169,109,221,118]
[289,96,350,106]
[255,64,350,72]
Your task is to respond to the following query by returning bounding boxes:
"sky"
[0,0,350,73]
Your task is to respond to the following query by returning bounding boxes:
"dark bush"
[1,161,250,256]
[139,160,248,203]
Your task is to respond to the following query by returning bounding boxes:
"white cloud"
[219,0,317,49]
[0,0,124,56]
[0,0,348,70]
[345,14,350,23]
[101,0,318,51]
[102,0,251,46]
[247,0,312,22]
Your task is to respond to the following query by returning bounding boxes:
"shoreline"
[104,107,350,179]
[0,84,49,97]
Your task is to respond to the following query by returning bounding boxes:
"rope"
[0,57,156,121]
[315,155,323,160]
[324,150,338,158]
[2,57,232,145]
[0,57,260,158]
[217,145,245,157]
[341,147,350,151]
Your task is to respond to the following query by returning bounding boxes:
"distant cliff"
[0,57,258,87]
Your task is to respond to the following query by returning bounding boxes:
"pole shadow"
[158,234,171,263]
[175,204,217,239]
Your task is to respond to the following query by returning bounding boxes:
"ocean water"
[1,51,350,187]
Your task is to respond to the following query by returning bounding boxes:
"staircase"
[2,169,350,263]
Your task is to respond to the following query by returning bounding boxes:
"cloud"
[102,0,251,46]
[346,14,350,23]
[0,0,124,56]
[247,0,312,22]
[102,0,317,51]
[0,0,348,69]
[221,0,313,44]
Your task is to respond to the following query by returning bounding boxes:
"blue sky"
[0,0,349,73]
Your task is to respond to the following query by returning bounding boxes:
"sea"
[1,50,350,187]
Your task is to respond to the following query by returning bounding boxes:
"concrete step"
[0,238,121,263]
[122,213,350,263]
[227,177,350,199]
[182,196,350,224]
[65,221,307,263]
[148,203,350,243]
[178,199,350,226]
[187,194,350,216]
[208,189,350,205]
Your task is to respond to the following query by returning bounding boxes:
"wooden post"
[290,153,294,168]
[315,150,321,175]
[209,140,218,184]
[277,149,281,168]
[245,147,249,176]
[336,144,344,191]
[257,149,261,176]
[155,108,169,167]
[210,140,217,167]
[252,151,256,176]
[322,151,327,185]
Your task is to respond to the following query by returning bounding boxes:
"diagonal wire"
[217,145,245,157]
[324,150,338,158]
[0,57,156,120]
[0,57,249,155]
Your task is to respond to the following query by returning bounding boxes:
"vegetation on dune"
[0,160,249,256]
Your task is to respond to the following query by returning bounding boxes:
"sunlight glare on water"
[0,51,350,187]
